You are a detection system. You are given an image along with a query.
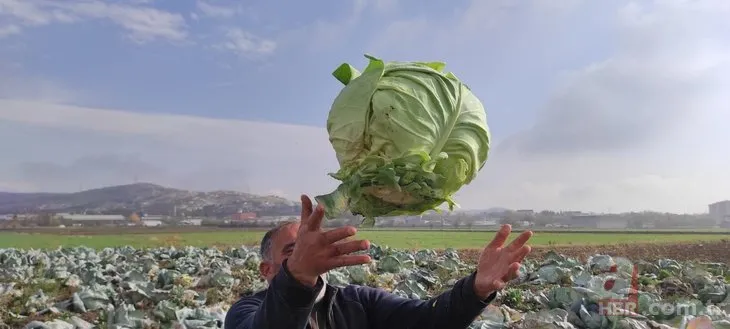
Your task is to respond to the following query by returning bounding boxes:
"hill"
[0,183,300,217]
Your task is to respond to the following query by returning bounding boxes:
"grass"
[0,230,727,250]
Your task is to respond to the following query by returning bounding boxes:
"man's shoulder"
[228,284,389,306]
[341,283,389,293]
[330,283,417,312]
[230,284,371,300]
[231,290,267,306]
[334,283,389,302]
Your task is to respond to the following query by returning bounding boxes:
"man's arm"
[224,259,322,329]
[359,272,496,329]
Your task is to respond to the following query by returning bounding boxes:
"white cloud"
[0,180,36,192]
[372,0,398,14]
[217,28,276,57]
[501,0,730,156]
[365,0,730,213]
[0,0,58,26]
[0,24,20,37]
[0,99,335,200]
[454,150,730,214]
[1,0,729,214]
[275,0,368,53]
[367,0,583,62]
[64,1,187,43]
[476,0,730,212]
[196,1,237,18]
[0,0,187,43]
[0,72,84,103]
[1,93,728,214]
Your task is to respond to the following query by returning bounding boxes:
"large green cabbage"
[315,55,491,226]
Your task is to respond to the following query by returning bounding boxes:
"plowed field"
[457,239,730,264]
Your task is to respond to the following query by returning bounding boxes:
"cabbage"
[315,55,491,226]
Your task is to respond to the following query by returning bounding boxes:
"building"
[562,211,583,216]
[474,219,498,226]
[232,212,256,221]
[61,214,127,226]
[596,216,629,229]
[141,220,163,227]
[570,215,628,229]
[181,218,203,226]
[709,201,730,226]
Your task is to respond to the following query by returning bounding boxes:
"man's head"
[259,220,300,283]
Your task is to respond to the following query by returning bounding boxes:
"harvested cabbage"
[315,54,491,226]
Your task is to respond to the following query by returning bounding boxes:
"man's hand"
[473,224,533,299]
[287,195,372,287]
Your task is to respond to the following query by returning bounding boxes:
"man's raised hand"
[473,224,533,299]
[287,195,372,286]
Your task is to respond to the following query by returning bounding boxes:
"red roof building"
[232,212,256,221]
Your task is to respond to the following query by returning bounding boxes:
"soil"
[456,239,730,264]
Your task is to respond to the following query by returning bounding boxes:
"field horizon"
[1,228,728,250]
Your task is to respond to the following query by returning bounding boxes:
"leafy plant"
[316,54,491,225]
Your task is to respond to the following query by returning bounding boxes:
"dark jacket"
[224,259,496,329]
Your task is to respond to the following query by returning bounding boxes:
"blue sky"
[1,0,729,213]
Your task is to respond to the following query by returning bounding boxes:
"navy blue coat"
[224,259,496,329]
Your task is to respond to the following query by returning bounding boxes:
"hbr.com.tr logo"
[596,261,641,316]
[596,261,722,322]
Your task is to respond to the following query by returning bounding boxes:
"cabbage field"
[2,243,730,329]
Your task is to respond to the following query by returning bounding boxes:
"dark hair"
[260,220,299,261]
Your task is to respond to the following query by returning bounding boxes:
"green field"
[0,230,727,249]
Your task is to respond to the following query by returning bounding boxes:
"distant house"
[640,220,656,229]
[265,216,298,223]
[709,200,730,226]
[181,218,203,226]
[473,219,498,226]
[597,217,629,229]
[232,212,256,221]
[141,220,163,227]
[61,214,127,226]
[0,219,21,229]
[570,215,628,229]
[562,211,583,216]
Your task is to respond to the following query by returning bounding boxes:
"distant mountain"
[483,207,511,214]
[450,207,511,215]
[0,183,300,217]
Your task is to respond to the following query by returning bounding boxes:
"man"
[224,195,533,329]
